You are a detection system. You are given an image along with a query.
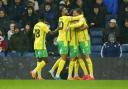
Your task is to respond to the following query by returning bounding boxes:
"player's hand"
[80,25,88,31]
[66,26,70,31]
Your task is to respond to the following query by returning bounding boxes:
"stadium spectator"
[27,0,39,12]
[8,0,25,27]
[0,9,10,37]
[0,30,7,52]
[103,19,120,42]
[95,0,107,14]
[120,19,128,44]
[39,3,58,30]
[59,0,66,10]
[89,4,105,28]
[118,0,128,26]
[22,23,34,51]
[101,33,122,58]
[7,21,16,40]
[9,25,29,53]
[70,0,93,19]
[22,6,38,28]
[103,0,118,15]
[0,0,8,12]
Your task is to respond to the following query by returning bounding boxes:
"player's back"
[33,22,50,50]
[57,16,71,42]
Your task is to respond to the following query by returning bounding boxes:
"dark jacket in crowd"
[9,32,29,52]
[101,41,122,58]
[8,2,25,23]
[0,15,10,37]
[89,7,105,28]
[22,8,38,28]
[22,30,34,51]
[103,25,120,42]
[120,26,128,44]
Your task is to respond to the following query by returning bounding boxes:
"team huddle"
[30,7,95,80]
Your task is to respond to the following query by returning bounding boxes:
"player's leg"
[30,50,39,79]
[31,50,47,80]
[55,55,66,79]
[74,60,80,79]
[67,46,78,80]
[36,58,46,80]
[68,58,75,80]
[76,55,88,80]
[55,41,68,80]
[81,40,94,80]
[49,58,61,78]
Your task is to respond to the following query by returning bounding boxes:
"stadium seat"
[0,52,5,57]
[91,45,102,52]
[90,28,103,37]
[91,38,103,45]
[22,52,34,57]
[122,44,128,53]
[7,52,21,57]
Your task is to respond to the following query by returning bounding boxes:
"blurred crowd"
[0,0,128,55]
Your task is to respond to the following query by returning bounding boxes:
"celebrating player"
[69,8,95,80]
[49,7,82,80]
[30,19,52,80]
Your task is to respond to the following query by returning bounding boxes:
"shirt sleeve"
[43,24,50,33]
[70,15,83,21]
[69,18,85,28]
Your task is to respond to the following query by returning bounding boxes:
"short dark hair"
[14,25,19,30]
[73,8,83,14]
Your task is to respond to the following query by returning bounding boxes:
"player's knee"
[71,58,76,61]
[37,58,43,62]
[37,58,48,64]
[61,55,67,61]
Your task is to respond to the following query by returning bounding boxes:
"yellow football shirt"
[70,15,89,42]
[69,22,78,49]
[33,22,50,50]
[57,15,83,46]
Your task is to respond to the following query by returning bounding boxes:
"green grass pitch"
[0,80,128,89]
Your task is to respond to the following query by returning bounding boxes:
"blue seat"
[122,44,128,53]
[91,45,102,52]
[90,29,103,37]
[91,38,103,45]
[91,53,101,57]
[0,52,5,57]
[23,52,34,57]
[122,53,128,57]
[7,52,21,57]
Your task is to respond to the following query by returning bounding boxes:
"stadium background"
[0,0,128,80]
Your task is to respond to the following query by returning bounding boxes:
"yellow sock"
[51,58,61,71]
[56,59,66,77]
[78,58,88,76]
[36,62,42,78]
[86,56,93,77]
[68,60,75,79]
[74,60,79,77]
[35,60,46,74]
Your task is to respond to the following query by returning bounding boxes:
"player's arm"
[69,15,83,21]
[78,24,89,31]
[69,19,84,28]
[52,19,63,33]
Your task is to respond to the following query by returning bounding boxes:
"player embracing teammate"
[31,6,95,80]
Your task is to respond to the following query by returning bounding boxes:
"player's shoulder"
[60,16,70,19]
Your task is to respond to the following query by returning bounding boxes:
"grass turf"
[0,80,128,89]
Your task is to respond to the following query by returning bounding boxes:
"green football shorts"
[35,49,48,58]
[78,40,91,55]
[57,41,68,55]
